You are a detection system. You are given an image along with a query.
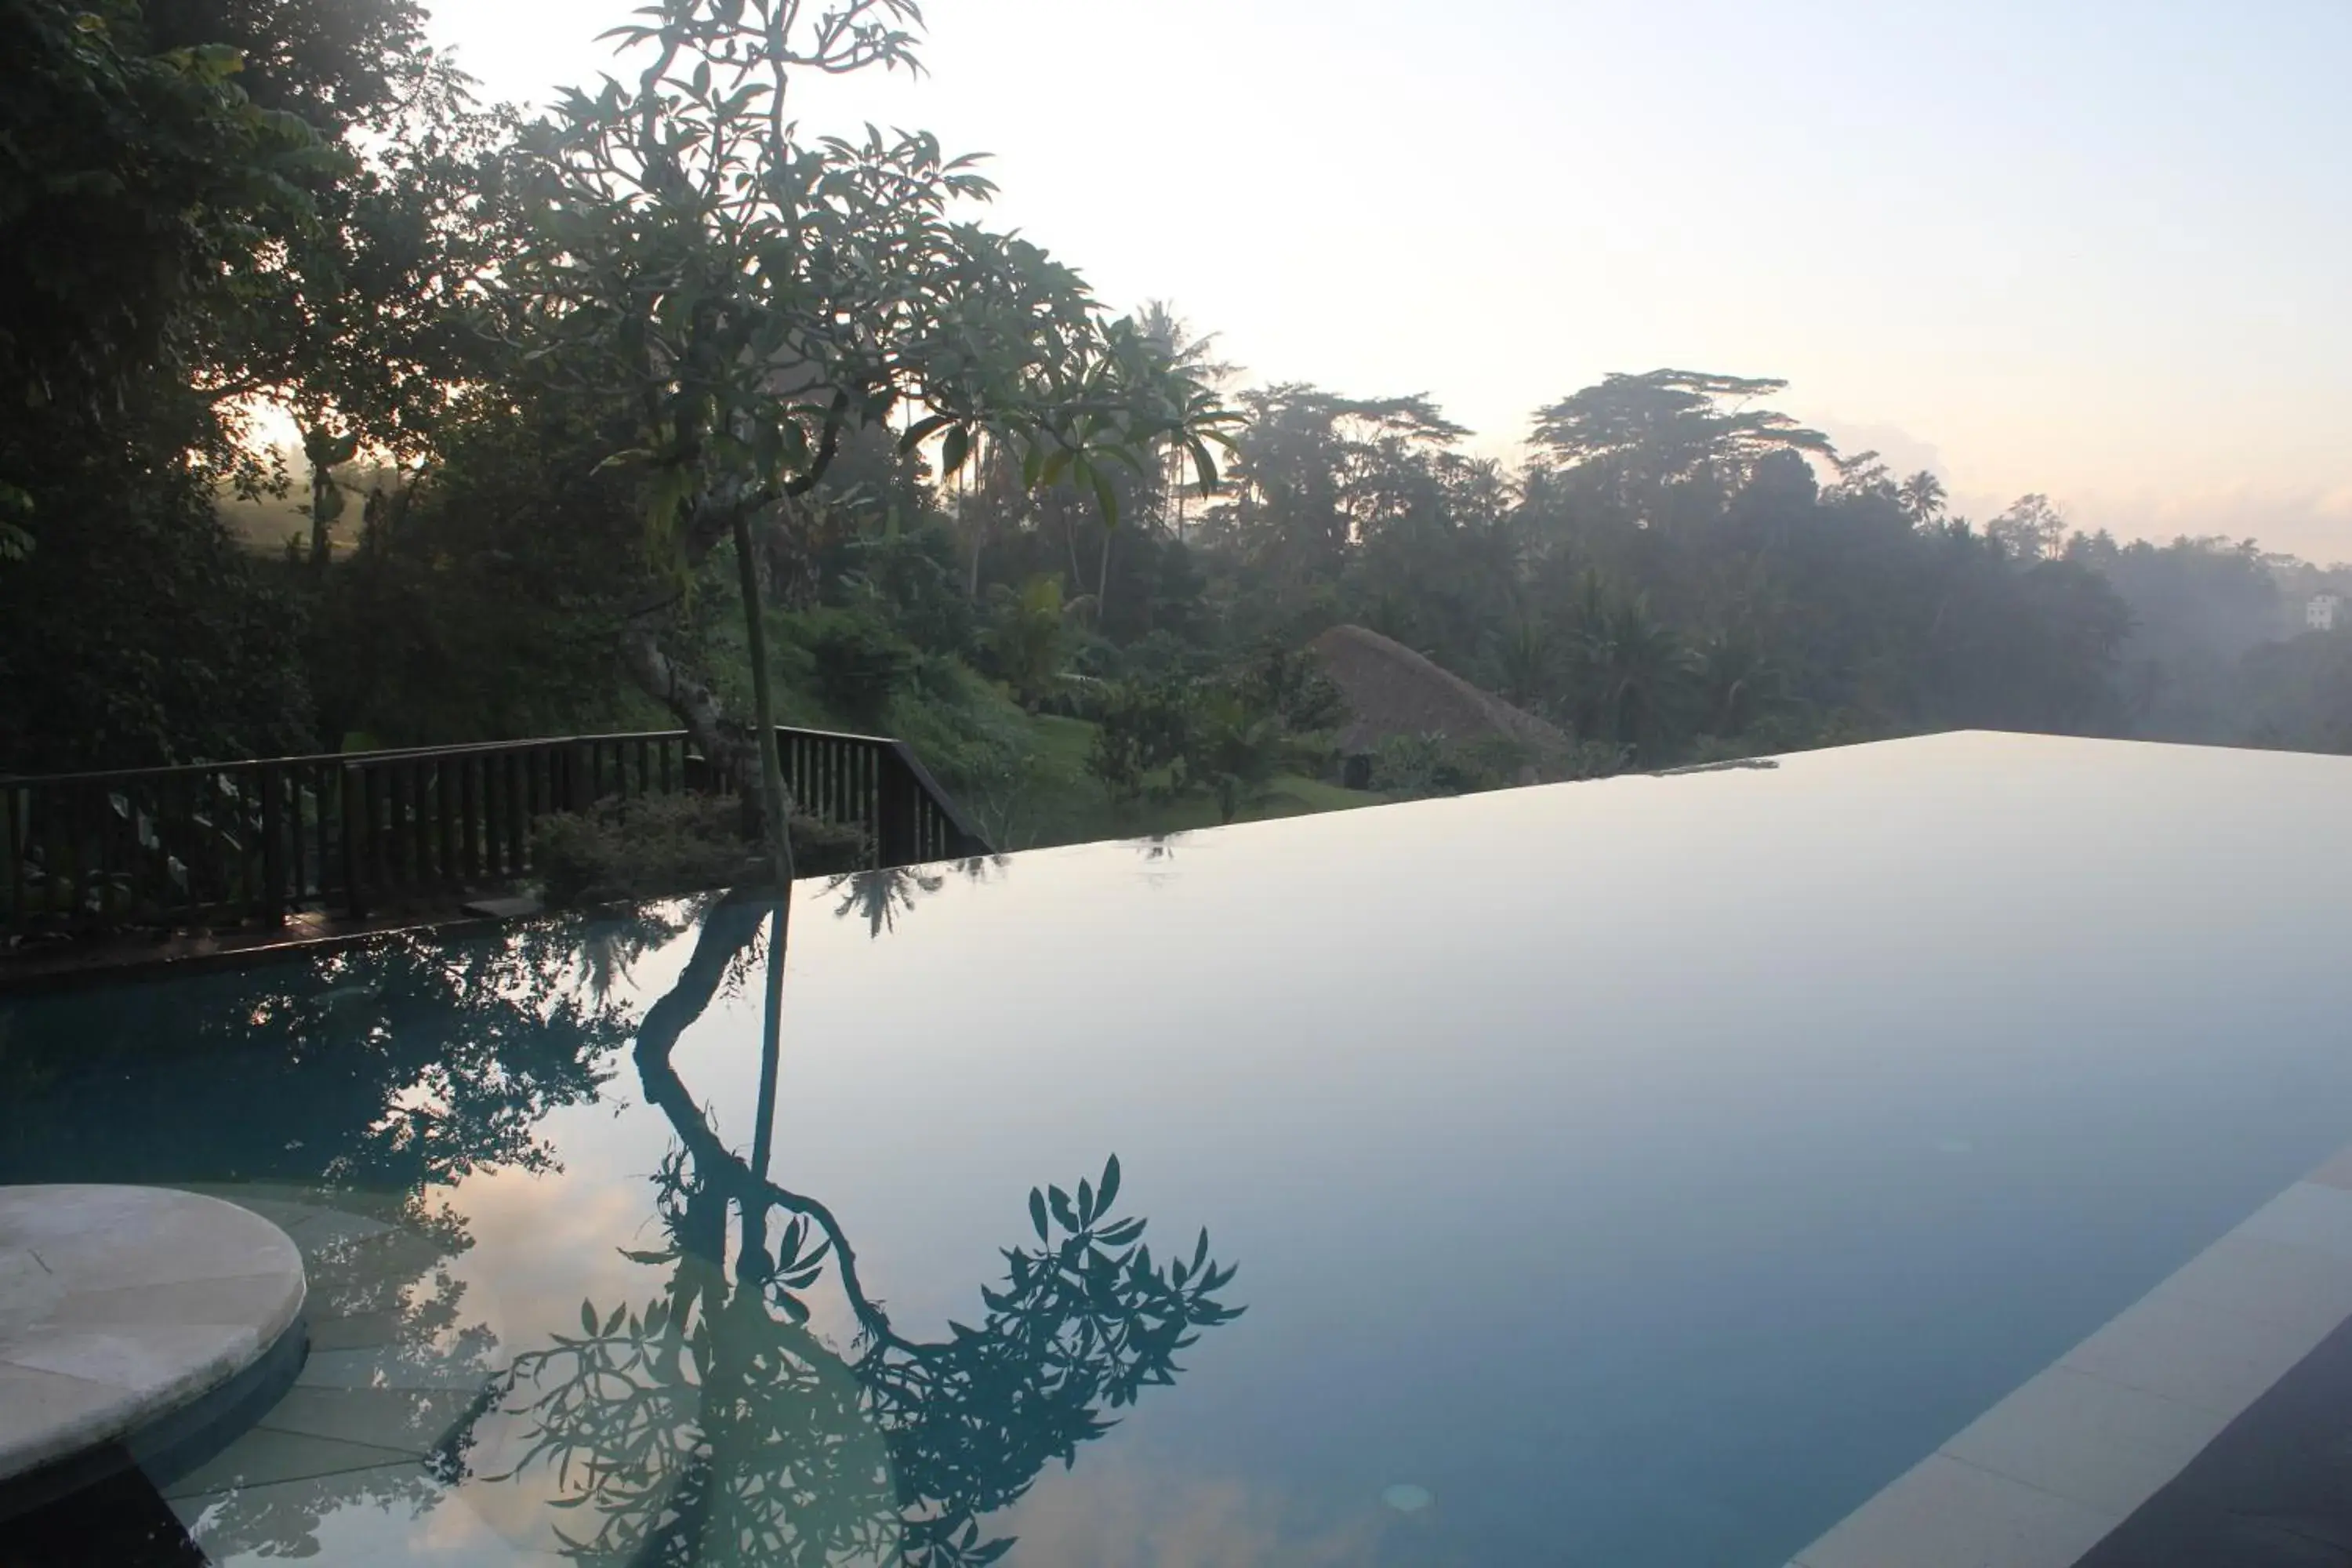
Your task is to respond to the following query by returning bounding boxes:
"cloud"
[1811,418,1947,481]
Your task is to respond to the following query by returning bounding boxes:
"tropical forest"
[7,0,2350,862]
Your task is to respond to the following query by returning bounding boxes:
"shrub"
[806,611,919,730]
[1087,678,1196,803]
[1235,642,1348,735]
[1369,731,1623,797]
[981,575,1070,710]
[532,793,868,906]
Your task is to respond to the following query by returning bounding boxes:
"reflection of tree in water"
[495,893,1243,1566]
[826,857,1007,938]
[162,1196,499,1561]
[0,910,658,1560]
[1134,835,1186,892]
[0,907,665,1187]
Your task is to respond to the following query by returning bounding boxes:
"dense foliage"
[5,0,2350,839]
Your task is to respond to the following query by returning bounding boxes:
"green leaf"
[1092,468,1120,528]
[941,424,971,474]
[898,412,955,452]
[1187,439,1221,494]
[579,1300,597,1335]
[1099,1153,1121,1212]
[1029,1186,1049,1241]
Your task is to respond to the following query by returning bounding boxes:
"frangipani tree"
[493,893,1243,1567]
[508,0,1231,879]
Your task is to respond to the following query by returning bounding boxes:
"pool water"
[5,732,2352,1566]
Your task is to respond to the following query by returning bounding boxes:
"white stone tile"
[201,1196,336,1232]
[18,1210,300,1294]
[0,1247,67,1338]
[2238,1181,2352,1261]
[0,1185,179,1246]
[60,1271,305,1330]
[2153,1230,2352,1340]
[1,1321,258,1394]
[1791,1453,2120,1568]
[0,1363,123,1474]
[1,1186,310,1485]
[1939,1366,2224,1516]
[161,1425,422,1498]
[2059,1292,2318,1419]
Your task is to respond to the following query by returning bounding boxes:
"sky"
[426,0,2352,561]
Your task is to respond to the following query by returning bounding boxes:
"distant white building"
[2310,593,2345,633]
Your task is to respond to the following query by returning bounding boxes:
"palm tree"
[1495,612,1557,713]
[1134,301,1235,545]
[1693,627,1788,737]
[1897,470,1947,528]
[1570,584,1693,760]
[1178,690,1290,823]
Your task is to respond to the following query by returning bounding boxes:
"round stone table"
[0,1185,307,1501]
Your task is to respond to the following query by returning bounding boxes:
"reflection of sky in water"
[9,731,2352,1566]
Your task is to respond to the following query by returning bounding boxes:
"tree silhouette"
[0,909,656,1189]
[1531,369,1835,521]
[0,909,659,1562]
[492,893,1243,1566]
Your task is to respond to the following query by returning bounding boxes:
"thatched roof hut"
[1308,625,1570,766]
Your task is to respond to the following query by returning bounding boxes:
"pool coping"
[0,908,509,997]
[1787,1143,2352,1568]
[0,1186,308,1504]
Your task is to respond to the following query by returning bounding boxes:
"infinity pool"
[6,732,2352,1566]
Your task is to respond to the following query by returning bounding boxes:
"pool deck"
[1790,1145,2352,1568]
[0,1187,307,1505]
[2,1184,512,1566]
[0,898,549,996]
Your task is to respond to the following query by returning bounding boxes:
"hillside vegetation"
[7,0,2351,855]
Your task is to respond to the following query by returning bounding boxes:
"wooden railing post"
[2,784,22,942]
[0,724,988,943]
[877,750,916,868]
[341,764,370,920]
[260,763,287,927]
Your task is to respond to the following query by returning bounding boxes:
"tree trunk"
[732,509,796,889]
[619,608,769,834]
[1096,524,1114,620]
[615,492,797,887]
[305,456,343,573]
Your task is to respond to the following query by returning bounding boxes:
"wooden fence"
[2,728,988,939]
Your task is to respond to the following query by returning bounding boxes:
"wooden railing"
[2,728,989,939]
